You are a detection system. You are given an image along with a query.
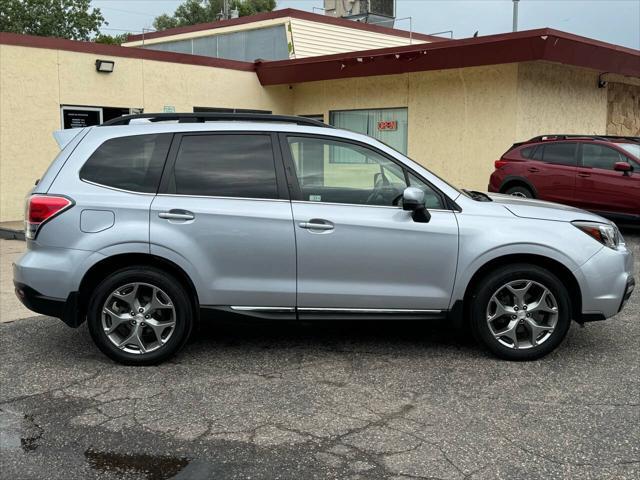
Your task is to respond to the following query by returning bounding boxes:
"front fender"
[450,214,602,308]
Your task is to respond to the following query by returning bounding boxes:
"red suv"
[488,135,640,224]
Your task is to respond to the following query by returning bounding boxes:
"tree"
[0,0,105,41]
[94,33,130,45]
[153,0,276,31]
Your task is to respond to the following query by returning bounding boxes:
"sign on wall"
[61,107,102,129]
[163,105,176,113]
[377,120,398,131]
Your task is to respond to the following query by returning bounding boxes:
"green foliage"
[0,0,105,41]
[152,0,276,31]
[93,33,130,45]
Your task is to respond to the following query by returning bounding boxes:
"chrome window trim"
[157,193,289,202]
[291,200,455,213]
[80,179,156,196]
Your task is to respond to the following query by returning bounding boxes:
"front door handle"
[577,172,591,178]
[299,220,334,231]
[159,210,195,220]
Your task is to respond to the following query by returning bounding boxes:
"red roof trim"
[0,32,255,71]
[125,8,446,43]
[255,28,640,85]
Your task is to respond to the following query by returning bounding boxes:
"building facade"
[1,9,638,222]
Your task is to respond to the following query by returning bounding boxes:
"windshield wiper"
[462,189,493,202]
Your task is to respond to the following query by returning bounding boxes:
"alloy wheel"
[101,282,176,354]
[485,279,558,349]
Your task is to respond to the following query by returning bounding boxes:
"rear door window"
[171,134,278,199]
[539,143,578,166]
[80,134,172,193]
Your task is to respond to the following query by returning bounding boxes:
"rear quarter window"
[80,134,172,193]
[520,146,535,159]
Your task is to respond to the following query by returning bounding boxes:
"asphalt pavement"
[1,232,638,480]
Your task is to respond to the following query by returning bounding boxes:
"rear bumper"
[14,282,83,327]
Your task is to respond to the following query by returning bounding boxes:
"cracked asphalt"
[1,232,638,480]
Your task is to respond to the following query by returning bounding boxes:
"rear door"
[150,132,296,312]
[575,143,640,216]
[528,142,578,205]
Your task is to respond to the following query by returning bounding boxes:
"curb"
[0,227,25,241]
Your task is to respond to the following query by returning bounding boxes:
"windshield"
[618,143,640,160]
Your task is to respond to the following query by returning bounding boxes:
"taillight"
[25,195,73,239]
[495,160,509,169]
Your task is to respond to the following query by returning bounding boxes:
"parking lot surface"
[1,233,638,480]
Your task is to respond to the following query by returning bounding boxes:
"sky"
[92,0,640,49]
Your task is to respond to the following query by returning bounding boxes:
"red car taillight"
[25,195,73,239]
[495,160,509,169]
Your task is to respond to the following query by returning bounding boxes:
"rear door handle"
[528,167,540,173]
[299,220,334,231]
[159,210,195,220]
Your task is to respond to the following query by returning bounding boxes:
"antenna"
[512,0,520,32]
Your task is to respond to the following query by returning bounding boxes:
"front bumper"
[575,242,635,320]
[619,277,635,312]
[14,282,82,327]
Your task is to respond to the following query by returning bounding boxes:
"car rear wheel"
[470,264,571,360]
[87,266,194,365]
[505,185,534,198]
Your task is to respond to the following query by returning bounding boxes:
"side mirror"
[614,162,633,175]
[402,187,431,223]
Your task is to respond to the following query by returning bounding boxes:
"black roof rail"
[101,112,333,128]
[527,134,640,143]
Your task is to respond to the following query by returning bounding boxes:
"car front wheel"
[87,266,194,365]
[470,264,572,360]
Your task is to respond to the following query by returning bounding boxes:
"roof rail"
[101,112,333,128]
[527,134,640,143]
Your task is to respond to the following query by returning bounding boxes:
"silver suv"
[13,113,635,365]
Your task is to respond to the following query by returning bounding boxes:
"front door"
[574,143,640,217]
[150,132,296,311]
[281,134,459,314]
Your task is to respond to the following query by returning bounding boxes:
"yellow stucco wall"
[291,62,613,191]
[0,44,291,221]
[515,62,607,140]
[292,65,519,189]
[0,41,621,222]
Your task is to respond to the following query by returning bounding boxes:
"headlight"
[572,221,620,249]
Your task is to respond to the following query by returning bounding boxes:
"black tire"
[470,264,571,361]
[87,266,194,365]
[504,185,534,198]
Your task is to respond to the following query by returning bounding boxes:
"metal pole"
[512,0,520,32]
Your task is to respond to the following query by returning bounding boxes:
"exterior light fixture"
[95,59,115,73]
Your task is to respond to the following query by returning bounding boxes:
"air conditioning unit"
[324,0,396,27]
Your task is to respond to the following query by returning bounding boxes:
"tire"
[505,185,534,198]
[87,266,194,365]
[470,264,571,361]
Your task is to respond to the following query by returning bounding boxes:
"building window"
[142,25,289,62]
[329,108,408,161]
